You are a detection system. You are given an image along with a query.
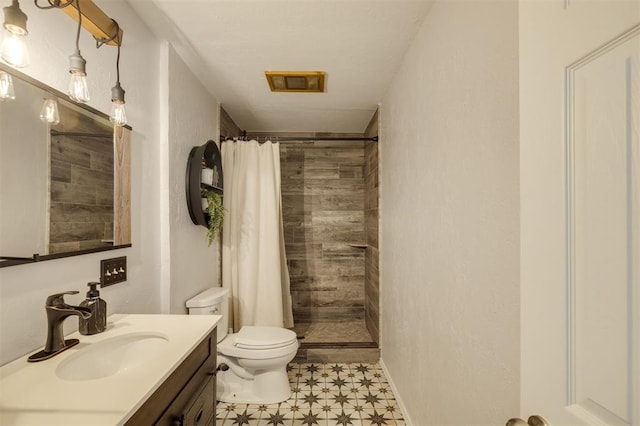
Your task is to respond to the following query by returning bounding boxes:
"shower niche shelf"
[186,140,223,227]
[347,243,367,249]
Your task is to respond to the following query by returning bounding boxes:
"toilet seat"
[218,327,299,360]
[234,326,297,349]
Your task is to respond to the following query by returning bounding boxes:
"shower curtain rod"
[221,135,378,143]
[50,130,113,138]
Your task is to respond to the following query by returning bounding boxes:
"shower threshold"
[292,320,375,344]
[292,320,379,363]
[298,341,378,349]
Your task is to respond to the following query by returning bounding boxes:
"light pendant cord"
[67,0,86,76]
[113,20,121,85]
[116,26,120,84]
[74,0,81,57]
[33,0,85,61]
[94,19,122,89]
[33,0,75,10]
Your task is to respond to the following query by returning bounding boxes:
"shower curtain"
[221,140,294,331]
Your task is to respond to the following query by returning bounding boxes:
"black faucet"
[28,291,92,362]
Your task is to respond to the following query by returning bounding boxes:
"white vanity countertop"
[0,314,221,426]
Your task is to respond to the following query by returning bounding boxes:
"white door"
[520,1,640,425]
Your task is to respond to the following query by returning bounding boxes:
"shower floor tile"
[216,362,405,426]
[293,321,374,344]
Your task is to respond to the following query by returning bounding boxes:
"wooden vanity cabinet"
[125,328,217,426]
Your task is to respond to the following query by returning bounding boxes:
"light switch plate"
[100,256,127,287]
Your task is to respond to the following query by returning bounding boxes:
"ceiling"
[129,1,434,133]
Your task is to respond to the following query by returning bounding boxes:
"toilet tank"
[186,287,229,342]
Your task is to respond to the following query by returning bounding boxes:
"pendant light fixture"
[31,0,127,118]
[39,98,60,124]
[110,81,126,126]
[0,70,15,100]
[67,0,89,103]
[0,0,29,68]
[108,20,126,126]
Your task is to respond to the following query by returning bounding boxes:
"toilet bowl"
[186,288,298,404]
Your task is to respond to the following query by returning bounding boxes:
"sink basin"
[56,332,169,381]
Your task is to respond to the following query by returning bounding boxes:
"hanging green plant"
[202,190,224,246]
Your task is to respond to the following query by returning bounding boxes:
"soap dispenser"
[79,282,107,335]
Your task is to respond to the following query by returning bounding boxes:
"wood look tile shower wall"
[219,107,242,141]
[248,133,367,323]
[364,111,380,344]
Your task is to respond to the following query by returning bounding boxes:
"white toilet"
[186,287,299,404]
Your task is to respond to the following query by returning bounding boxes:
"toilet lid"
[234,326,298,350]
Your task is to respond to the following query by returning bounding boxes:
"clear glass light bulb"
[39,99,60,124]
[0,30,29,68]
[68,72,90,103]
[0,71,15,100]
[110,100,127,126]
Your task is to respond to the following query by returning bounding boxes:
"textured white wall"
[379,1,520,424]
[165,45,220,314]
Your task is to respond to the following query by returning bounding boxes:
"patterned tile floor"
[216,362,405,426]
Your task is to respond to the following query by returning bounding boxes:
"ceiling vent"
[265,71,325,93]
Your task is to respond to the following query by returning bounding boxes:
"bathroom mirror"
[0,64,131,268]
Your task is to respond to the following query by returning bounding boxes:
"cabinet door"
[155,374,216,426]
[182,375,215,426]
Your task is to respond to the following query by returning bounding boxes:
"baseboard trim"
[379,358,414,426]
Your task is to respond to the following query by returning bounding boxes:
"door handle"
[506,415,548,426]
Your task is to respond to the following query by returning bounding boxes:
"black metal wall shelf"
[200,182,223,193]
[186,140,223,227]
